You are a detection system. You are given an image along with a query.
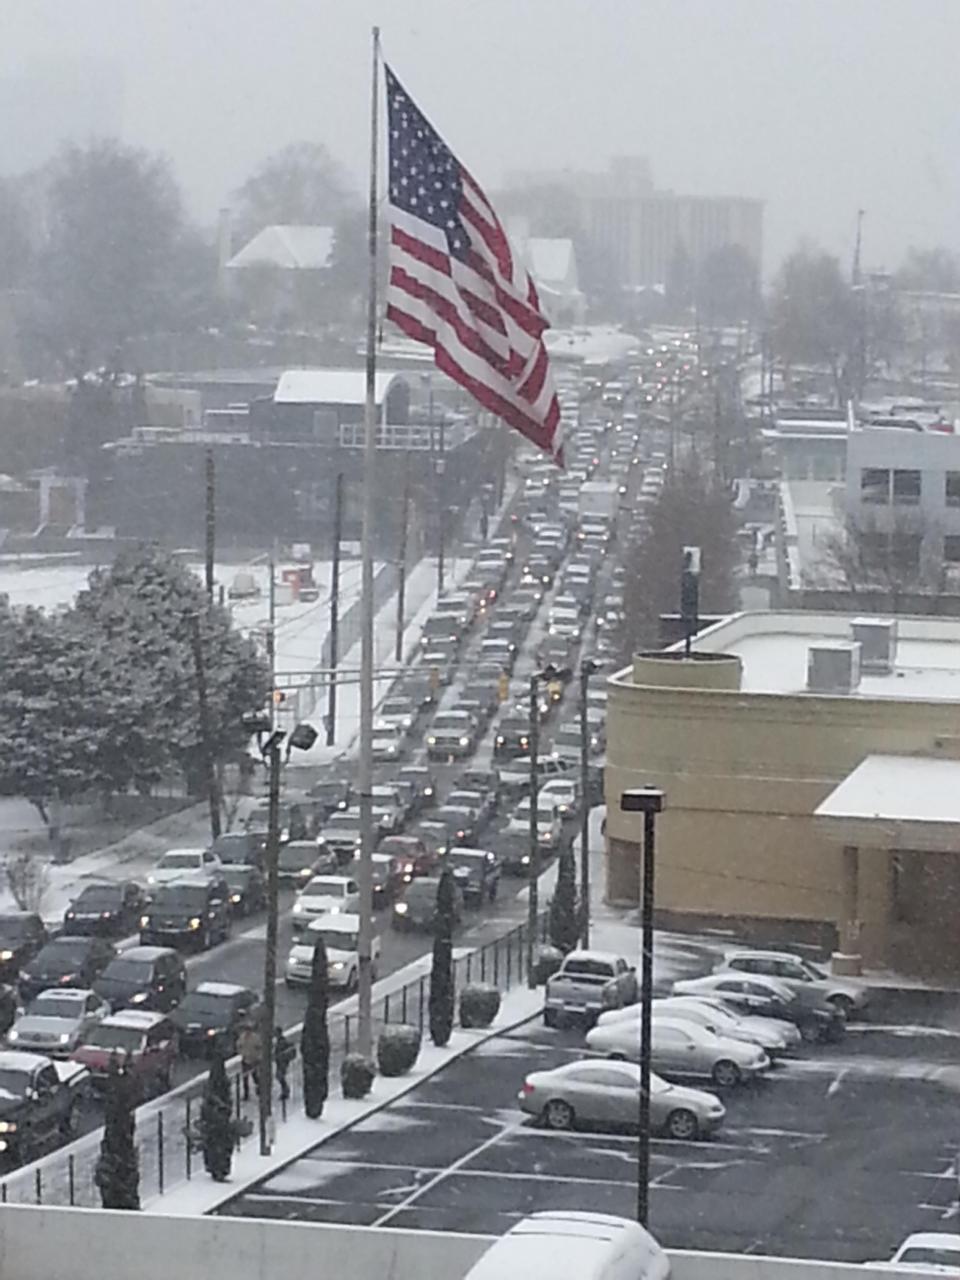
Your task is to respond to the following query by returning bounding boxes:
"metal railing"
[0,909,549,1208]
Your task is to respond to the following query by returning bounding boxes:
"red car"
[72,1009,178,1099]
[378,835,436,881]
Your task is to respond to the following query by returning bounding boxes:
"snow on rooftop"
[273,367,401,406]
[816,755,960,825]
[686,611,960,702]
[226,224,334,271]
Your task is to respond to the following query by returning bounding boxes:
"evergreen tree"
[201,1049,233,1182]
[549,846,580,954]
[301,937,330,1119]
[95,1057,140,1210]
[429,869,456,1047]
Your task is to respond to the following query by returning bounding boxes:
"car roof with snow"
[194,982,246,998]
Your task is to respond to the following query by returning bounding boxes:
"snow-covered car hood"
[8,1015,80,1040]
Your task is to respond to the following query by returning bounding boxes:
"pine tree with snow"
[201,1049,233,1181]
[429,869,456,1047]
[549,846,580,954]
[95,1056,140,1210]
[301,937,330,1118]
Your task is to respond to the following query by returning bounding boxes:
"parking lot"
[220,1003,960,1261]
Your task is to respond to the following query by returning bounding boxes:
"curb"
[153,999,540,1217]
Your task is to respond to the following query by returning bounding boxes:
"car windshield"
[563,958,614,978]
[224,868,252,886]
[303,879,348,898]
[381,701,410,717]
[279,846,317,869]
[0,1068,31,1096]
[898,1249,960,1268]
[554,728,580,747]
[102,960,151,983]
[84,1025,145,1052]
[158,853,200,869]
[177,993,233,1018]
[73,888,121,909]
[153,885,209,909]
[211,837,252,864]
[450,852,484,867]
[0,917,32,941]
[433,714,470,729]
[310,782,344,802]
[326,815,360,832]
[311,928,359,951]
[36,939,91,964]
[27,995,85,1018]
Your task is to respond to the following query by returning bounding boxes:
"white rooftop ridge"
[226,224,335,271]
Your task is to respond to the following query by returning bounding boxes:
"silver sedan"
[518,1058,726,1140]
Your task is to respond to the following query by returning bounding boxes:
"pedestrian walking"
[237,1014,261,1102]
[274,1027,295,1103]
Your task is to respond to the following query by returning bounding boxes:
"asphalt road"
[218,1011,960,1261]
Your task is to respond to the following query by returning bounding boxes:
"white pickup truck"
[543,950,638,1028]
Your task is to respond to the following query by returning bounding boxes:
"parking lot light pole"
[579,659,599,948]
[620,786,665,1227]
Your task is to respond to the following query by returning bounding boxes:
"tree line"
[0,139,365,375]
[0,544,268,829]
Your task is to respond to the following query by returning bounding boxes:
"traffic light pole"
[259,736,281,1155]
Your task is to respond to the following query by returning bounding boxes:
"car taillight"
[522,1081,535,1095]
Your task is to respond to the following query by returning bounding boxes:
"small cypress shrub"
[459,983,501,1029]
[341,1054,375,1099]
[376,1024,421,1076]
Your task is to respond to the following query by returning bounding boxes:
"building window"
[891,533,921,572]
[860,468,889,504]
[946,472,960,508]
[892,469,921,506]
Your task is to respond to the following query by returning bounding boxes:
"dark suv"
[210,831,266,871]
[0,914,47,983]
[62,881,145,938]
[139,878,231,951]
[171,982,261,1057]
[94,946,187,1012]
[446,848,501,905]
[18,936,117,1004]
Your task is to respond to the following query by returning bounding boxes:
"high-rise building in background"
[503,155,763,289]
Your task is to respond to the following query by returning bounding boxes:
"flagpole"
[356,25,381,1061]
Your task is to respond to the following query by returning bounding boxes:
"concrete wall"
[0,1205,492,1280]
[604,645,960,968]
[0,1205,937,1280]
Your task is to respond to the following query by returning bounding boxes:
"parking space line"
[373,1120,521,1228]
[399,1100,490,1114]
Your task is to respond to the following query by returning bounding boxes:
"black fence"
[0,910,549,1208]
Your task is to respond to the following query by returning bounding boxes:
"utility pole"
[356,25,381,1060]
[259,732,282,1156]
[204,447,215,602]
[266,555,276,725]
[436,415,446,597]
[189,613,221,840]
[395,459,409,664]
[326,472,343,747]
[526,674,541,985]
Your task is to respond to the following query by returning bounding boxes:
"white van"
[463,1211,670,1280]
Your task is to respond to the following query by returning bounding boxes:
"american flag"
[384,64,563,465]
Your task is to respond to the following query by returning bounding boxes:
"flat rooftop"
[680,610,960,702]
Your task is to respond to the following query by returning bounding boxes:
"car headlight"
[19,971,30,983]
[459,736,470,747]
[495,736,504,745]
[230,893,242,904]
[188,917,202,930]
[0,1121,17,1134]
[206,1027,218,1037]
[7,1031,19,1042]
[427,736,437,746]
[328,905,341,914]
[140,915,150,928]
[394,902,408,915]
[58,1033,71,1045]
[60,973,76,984]
[101,911,113,919]
[65,912,75,920]
[130,992,148,1004]
[337,800,348,810]
[293,901,304,915]
[403,862,414,874]
[424,787,434,797]
[330,961,346,971]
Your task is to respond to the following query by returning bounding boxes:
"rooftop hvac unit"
[807,642,861,695]
[850,617,898,675]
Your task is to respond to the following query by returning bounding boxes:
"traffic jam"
[0,343,700,1171]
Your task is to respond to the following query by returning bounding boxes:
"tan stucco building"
[605,611,960,979]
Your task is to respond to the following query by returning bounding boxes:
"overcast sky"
[3,0,958,275]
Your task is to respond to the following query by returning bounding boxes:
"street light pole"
[259,730,282,1156]
[578,660,598,947]
[620,786,664,1228]
[526,673,541,986]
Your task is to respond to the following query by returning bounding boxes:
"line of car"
[518,944,870,1143]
